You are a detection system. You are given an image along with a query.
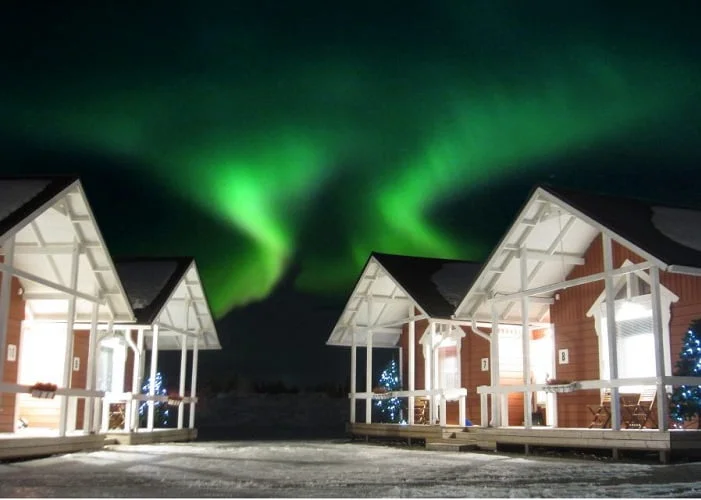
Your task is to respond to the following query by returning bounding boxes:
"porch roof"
[0,175,134,323]
[543,185,701,271]
[326,252,481,348]
[114,257,221,351]
[455,184,701,325]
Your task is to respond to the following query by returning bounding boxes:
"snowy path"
[1,440,700,497]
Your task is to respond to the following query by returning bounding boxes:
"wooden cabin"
[0,176,221,458]
[330,185,701,461]
[0,176,135,458]
[105,257,221,444]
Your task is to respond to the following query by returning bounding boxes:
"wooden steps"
[425,439,478,452]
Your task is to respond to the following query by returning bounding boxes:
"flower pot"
[31,390,56,399]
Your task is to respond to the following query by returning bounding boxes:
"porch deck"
[347,423,701,463]
[105,427,197,445]
[0,431,106,461]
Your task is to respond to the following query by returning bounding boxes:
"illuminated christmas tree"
[139,371,170,427]
[669,319,701,428]
[375,359,403,423]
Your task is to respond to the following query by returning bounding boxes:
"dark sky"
[1,1,700,387]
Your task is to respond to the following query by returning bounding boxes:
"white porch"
[0,178,134,440]
[455,186,701,434]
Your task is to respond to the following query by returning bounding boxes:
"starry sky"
[1,1,700,386]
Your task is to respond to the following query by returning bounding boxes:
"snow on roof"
[0,179,52,223]
[431,261,483,309]
[0,176,78,240]
[373,252,482,317]
[114,258,191,323]
[116,260,179,310]
[651,206,701,253]
[542,185,701,270]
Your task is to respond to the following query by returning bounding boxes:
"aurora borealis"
[2,2,701,383]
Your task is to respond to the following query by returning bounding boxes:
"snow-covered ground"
[1,440,701,497]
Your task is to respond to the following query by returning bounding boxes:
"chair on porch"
[414,398,429,425]
[626,388,657,429]
[587,388,612,428]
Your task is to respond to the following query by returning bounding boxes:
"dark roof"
[0,175,78,238]
[541,184,701,270]
[113,257,193,324]
[372,252,482,318]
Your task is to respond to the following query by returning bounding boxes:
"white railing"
[100,392,198,433]
[476,375,701,430]
[0,382,105,435]
[0,383,198,435]
[349,387,468,426]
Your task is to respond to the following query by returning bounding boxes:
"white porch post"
[131,328,144,431]
[350,328,357,424]
[456,328,465,426]
[83,297,99,433]
[430,322,438,424]
[490,306,501,427]
[650,266,669,431]
[365,298,373,424]
[521,249,533,429]
[188,337,199,429]
[178,335,188,429]
[408,317,415,425]
[59,242,80,437]
[147,324,160,431]
[603,234,621,430]
[0,236,15,386]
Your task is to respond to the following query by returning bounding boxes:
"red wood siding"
[71,330,89,430]
[0,268,26,433]
[463,326,491,424]
[551,233,701,427]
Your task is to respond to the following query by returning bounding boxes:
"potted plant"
[29,382,58,399]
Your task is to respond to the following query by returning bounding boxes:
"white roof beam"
[64,204,116,318]
[362,294,410,304]
[499,213,577,320]
[0,261,104,304]
[369,284,401,327]
[489,261,653,304]
[28,221,67,287]
[0,244,88,255]
[502,245,584,265]
[466,200,550,317]
[162,305,177,327]
[183,278,205,334]
[22,292,76,301]
[155,322,198,338]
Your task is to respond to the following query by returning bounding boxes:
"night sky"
[1,1,700,388]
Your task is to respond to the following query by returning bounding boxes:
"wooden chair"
[108,403,126,430]
[627,388,657,429]
[414,398,429,425]
[587,389,612,428]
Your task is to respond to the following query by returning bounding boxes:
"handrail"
[476,375,701,395]
[350,388,467,399]
[102,391,198,404]
[0,382,104,398]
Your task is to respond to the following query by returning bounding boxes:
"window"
[599,297,656,393]
[590,264,677,393]
[96,346,114,392]
[438,344,459,390]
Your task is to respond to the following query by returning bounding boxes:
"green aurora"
[2,2,700,317]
